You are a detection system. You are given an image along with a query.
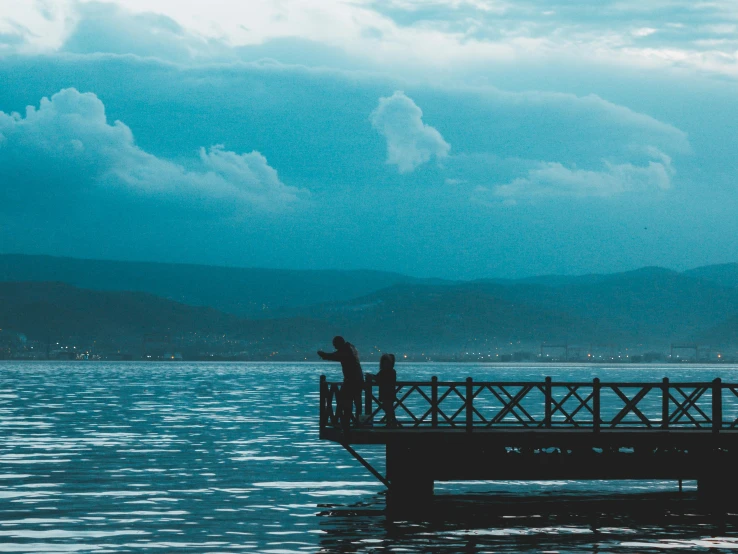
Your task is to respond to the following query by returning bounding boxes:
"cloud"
[61,1,233,63]
[0,0,72,53]
[370,91,450,173]
[473,149,675,203]
[0,50,734,280]
[0,88,307,213]
[3,0,737,79]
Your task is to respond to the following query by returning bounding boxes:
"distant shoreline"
[2,359,737,366]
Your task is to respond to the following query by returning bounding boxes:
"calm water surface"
[2,362,738,553]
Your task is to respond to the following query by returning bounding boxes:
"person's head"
[332,336,346,349]
[380,353,395,370]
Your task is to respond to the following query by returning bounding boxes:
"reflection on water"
[318,493,738,552]
[1,362,738,553]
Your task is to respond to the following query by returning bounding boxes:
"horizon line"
[0,251,735,283]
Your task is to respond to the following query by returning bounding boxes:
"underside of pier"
[324,429,738,506]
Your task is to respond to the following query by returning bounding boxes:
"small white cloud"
[370,91,450,173]
[198,145,304,209]
[0,88,307,213]
[632,27,658,38]
[474,150,675,203]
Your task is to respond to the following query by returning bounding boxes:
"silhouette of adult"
[318,336,364,428]
[378,353,397,427]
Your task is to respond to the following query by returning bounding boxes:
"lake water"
[2,361,738,553]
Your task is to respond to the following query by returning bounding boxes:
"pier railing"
[320,376,738,432]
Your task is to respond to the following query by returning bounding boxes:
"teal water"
[2,362,738,553]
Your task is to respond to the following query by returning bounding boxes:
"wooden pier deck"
[319,375,738,503]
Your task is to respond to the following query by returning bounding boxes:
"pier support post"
[697,456,738,509]
[697,474,728,507]
[386,442,434,504]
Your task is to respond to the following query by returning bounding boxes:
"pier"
[319,376,738,505]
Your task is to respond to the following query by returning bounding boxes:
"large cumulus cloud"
[0,88,307,213]
[370,91,450,173]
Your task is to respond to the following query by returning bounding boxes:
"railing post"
[662,377,669,429]
[431,376,438,428]
[713,378,722,434]
[593,378,600,432]
[320,375,327,429]
[544,377,552,429]
[364,373,373,423]
[466,377,473,433]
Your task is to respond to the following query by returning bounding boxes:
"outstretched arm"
[317,350,342,361]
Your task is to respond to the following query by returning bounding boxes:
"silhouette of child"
[378,353,397,427]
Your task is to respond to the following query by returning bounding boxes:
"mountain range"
[0,254,736,358]
[0,254,439,318]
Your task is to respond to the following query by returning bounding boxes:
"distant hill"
[281,267,738,350]
[0,281,339,358]
[1,256,737,357]
[0,254,441,317]
[0,281,241,341]
[509,267,738,344]
[279,283,597,353]
[697,314,738,346]
[683,263,738,290]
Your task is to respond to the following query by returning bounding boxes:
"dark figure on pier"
[378,353,397,427]
[318,336,364,428]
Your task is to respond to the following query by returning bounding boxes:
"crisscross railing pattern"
[320,376,738,433]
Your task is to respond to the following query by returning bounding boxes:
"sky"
[0,0,737,279]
